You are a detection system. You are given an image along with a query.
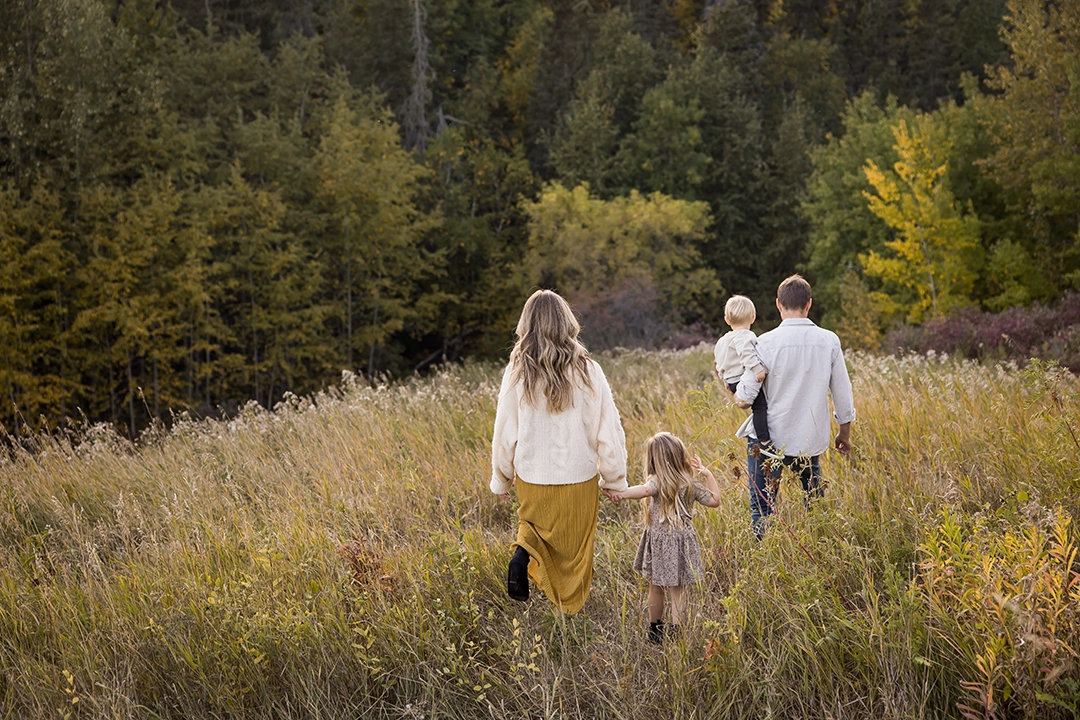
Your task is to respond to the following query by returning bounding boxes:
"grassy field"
[1,346,1078,719]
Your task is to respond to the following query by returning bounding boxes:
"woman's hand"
[500,492,512,501]
[602,488,622,502]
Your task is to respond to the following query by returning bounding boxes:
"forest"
[1,0,1078,434]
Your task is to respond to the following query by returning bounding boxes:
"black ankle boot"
[647,620,665,644]
[507,546,529,601]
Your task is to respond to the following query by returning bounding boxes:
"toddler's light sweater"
[714,328,766,383]
[490,359,628,495]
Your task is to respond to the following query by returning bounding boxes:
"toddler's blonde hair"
[725,295,756,326]
[644,432,694,529]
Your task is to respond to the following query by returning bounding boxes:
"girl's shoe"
[507,547,529,601]
[647,620,665,644]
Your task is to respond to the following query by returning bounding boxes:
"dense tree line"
[1,0,1077,434]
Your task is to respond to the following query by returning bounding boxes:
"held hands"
[754,368,768,383]
[602,488,624,502]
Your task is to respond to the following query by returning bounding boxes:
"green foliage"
[982,0,1080,290]
[313,87,442,378]
[832,268,884,351]
[550,10,658,195]
[421,127,536,360]
[918,509,1080,718]
[0,0,1076,434]
[521,183,721,348]
[802,84,1060,333]
[0,182,74,430]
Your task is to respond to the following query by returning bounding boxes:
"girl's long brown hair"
[508,290,592,413]
[644,432,693,529]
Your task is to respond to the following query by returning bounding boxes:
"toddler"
[714,295,771,450]
[604,432,720,643]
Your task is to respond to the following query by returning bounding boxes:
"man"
[733,275,855,539]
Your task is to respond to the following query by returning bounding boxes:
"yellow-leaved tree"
[860,115,982,324]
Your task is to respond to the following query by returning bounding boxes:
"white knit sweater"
[490,359,628,494]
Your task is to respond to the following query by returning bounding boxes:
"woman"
[491,289,628,614]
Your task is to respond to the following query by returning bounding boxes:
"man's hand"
[834,423,852,455]
[754,368,767,383]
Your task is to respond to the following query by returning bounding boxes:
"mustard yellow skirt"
[513,475,600,615]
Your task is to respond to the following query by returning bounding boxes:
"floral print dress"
[633,477,714,586]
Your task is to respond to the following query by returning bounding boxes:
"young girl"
[605,432,720,642]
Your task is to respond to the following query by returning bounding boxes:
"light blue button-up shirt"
[734,318,856,457]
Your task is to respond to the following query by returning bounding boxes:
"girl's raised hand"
[689,454,705,474]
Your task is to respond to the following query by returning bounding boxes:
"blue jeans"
[746,438,822,539]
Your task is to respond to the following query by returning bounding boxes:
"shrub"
[884,292,1080,370]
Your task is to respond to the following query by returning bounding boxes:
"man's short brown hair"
[777,274,812,310]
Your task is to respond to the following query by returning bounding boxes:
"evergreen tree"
[982,0,1080,290]
[420,126,536,363]
[313,85,442,379]
[551,9,659,195]
[0,182,75,432]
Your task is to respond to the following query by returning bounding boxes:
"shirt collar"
[778,317,816,326]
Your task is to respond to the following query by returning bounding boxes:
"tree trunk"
[367,288,380,381]
[127,349,136,437]
[402,0,432,153]
[346,229,353,370]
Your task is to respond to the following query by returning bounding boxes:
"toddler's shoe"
[757,440,780,460]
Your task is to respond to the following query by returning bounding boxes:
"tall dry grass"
[1,348,1077,719]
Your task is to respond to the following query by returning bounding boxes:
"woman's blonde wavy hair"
[644,432,693,529]
[509,290,592,413]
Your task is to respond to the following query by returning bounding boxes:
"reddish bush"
[885,292,1080,370]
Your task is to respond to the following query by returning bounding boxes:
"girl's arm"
[603,484,654,502]
[690,454,721,508]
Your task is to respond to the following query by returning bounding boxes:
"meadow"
[1,346,1078,719]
